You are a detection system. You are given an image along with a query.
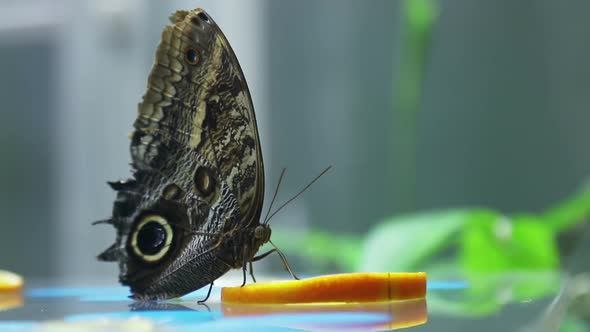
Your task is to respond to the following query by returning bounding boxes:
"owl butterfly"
[95,8,327,301]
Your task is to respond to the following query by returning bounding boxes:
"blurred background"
[2,0,590,329]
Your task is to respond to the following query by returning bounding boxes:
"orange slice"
[0,270,23,293]
[221,272,426,304]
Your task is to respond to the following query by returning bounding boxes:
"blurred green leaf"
[543,188,590,232]
[270,228,363,272]
[405,0,438,33]
[392,0,438,212]
[359,209,495,271]
[559,315,588,332]
[461,214,559,272]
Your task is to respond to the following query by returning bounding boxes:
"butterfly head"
[254,224,272,245]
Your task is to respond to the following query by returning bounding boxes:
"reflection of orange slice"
[222,298,428,331]
[221,272,426,304]
[0,292,23,311]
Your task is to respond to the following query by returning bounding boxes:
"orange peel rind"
[221,272,426,304]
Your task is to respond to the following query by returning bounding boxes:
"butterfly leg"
[248,260,257,283]
[251,249,276,262]
[275,247,300,280]
[197,282,214,304]
[252,247,300,280]
[240,245,249,287]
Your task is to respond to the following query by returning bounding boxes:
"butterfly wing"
[133,8,265,227]
[98,8,265,299]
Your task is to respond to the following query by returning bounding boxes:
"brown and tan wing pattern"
[132,8,265,228]
[98,8,267,300]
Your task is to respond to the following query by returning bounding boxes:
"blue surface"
[0,322,36,332]
[427,280,469,290]
[26,285,224,303]
[2,279,442,331]
[26,287,129,298]
[66,310,219,325]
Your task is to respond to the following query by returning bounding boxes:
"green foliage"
[559,315,588,332]
[392,0,439,212]
[460,213,559,271]
[405,0,438,33]
[269,229,362,272]
[543,187,590,232]
[359,209,482,271]
[358,187,590,274]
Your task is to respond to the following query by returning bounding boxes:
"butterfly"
[94,8,309,301]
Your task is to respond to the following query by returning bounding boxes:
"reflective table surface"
[0,272,586,331]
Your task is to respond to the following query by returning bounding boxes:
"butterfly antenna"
[263,168,287,224]
[265,165,332,224]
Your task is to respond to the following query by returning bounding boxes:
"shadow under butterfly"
[93,7,330,301]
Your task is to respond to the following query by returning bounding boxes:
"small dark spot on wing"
[243,136,255,149]
[197,12,210,23]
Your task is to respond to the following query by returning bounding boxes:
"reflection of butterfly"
[94,8,299,301]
